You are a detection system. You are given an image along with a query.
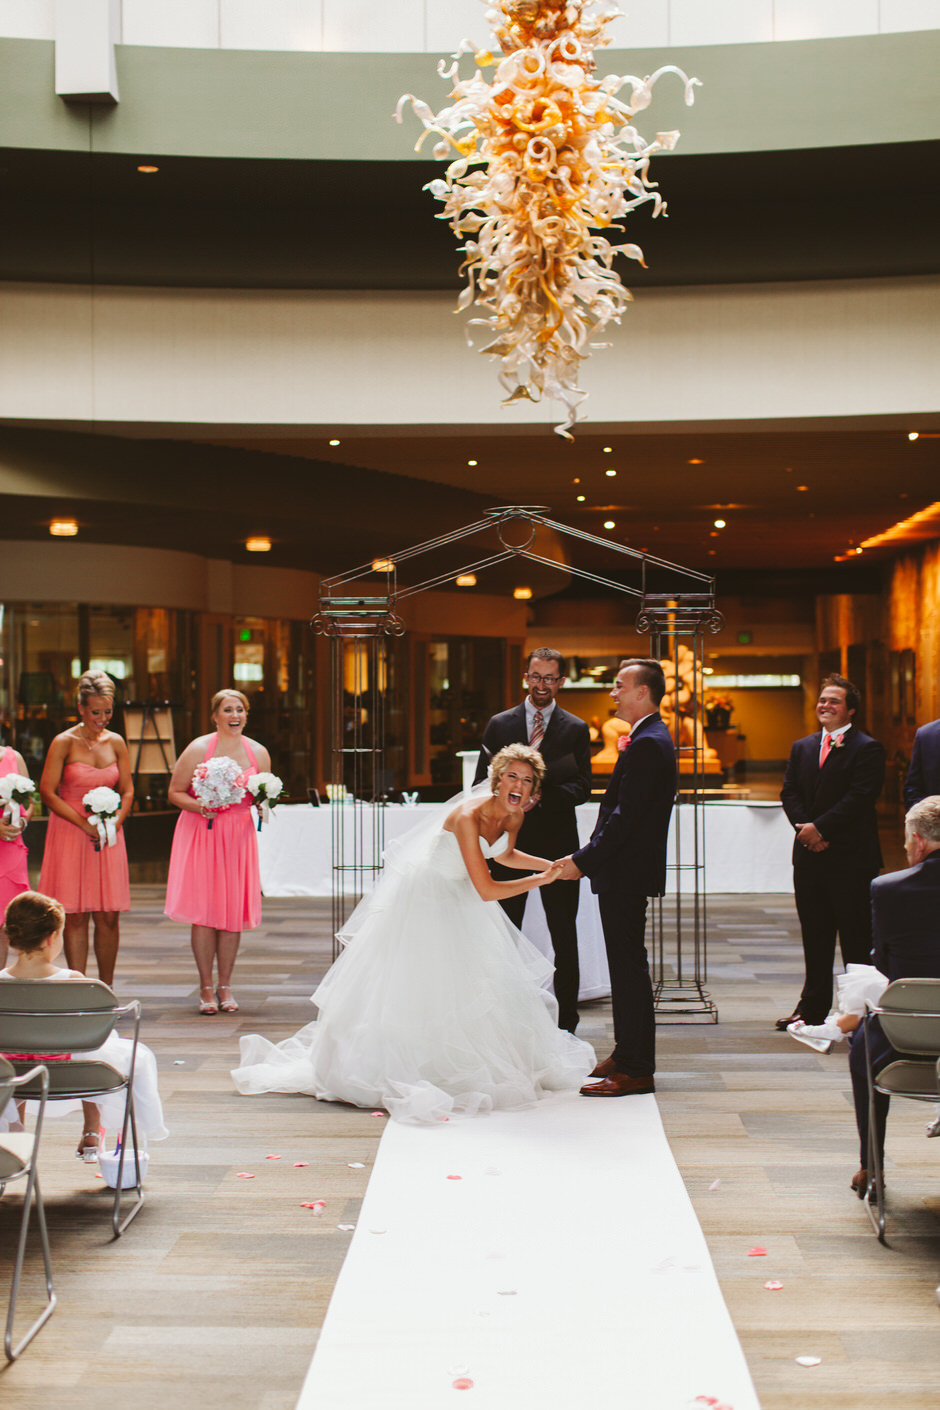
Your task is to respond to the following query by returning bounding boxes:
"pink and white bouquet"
[245,772,283,830]
[192,756,248,829]
[0,774,36,831]
[82,785,122,850]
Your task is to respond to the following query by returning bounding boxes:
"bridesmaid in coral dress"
[0,743,34,965]
[165,689,271,1014]
[38,670,133,986]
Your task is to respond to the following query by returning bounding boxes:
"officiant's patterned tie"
[819,732,832,766]
[529,709,545,750]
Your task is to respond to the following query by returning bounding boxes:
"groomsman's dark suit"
[848,846,940,1172]
[572,711,676,1082]
[780,724,885,1024]
[904,719,940,808]
[474,697,591,1032]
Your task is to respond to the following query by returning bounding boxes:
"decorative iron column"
[637,591,725,1020]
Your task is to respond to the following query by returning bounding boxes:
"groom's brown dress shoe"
[580,1073,655,1097]
[774,1011,802,1031]
[589,1056,618,1079]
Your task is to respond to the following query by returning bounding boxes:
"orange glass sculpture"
[397,1,699,437]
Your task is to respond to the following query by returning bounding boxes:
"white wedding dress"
[232,816,595,1124]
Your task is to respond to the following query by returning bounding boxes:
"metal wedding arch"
[312,506,725,1020]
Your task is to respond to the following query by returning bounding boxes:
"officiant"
[474,648,592,1032]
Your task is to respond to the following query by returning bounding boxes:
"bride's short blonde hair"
[489,743,546,794]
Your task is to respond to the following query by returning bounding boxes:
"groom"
[474,647,592,1032]
[557,659,676,1096]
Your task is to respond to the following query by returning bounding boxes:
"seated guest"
[847,797,940,1198]
[0,891,167,1156]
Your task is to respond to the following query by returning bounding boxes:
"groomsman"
[779,673,885,1028]
[904,717,940,808]
[557,659,676,1096]
[474,648,592,1032]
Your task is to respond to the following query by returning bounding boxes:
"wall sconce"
[371,558,395,573]
[245,536,272,552]
[455,574,477,587]
[49,518,78,537]
[513,586,533,600]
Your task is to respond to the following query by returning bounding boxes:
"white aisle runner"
[297,1093,760,1409]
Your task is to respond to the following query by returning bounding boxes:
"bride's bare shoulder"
[443,798,484,835]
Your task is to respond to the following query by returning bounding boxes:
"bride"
[232,744,595,1122]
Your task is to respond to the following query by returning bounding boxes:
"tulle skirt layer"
[233,859,594,1124]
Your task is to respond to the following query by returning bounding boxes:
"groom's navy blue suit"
[904,719,940,808]
[474,700,591,1032]
[572,713,676,1079]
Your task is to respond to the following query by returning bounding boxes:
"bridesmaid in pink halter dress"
[0,743,34,964]
[164,689,271,1015]
[38,670,133,986]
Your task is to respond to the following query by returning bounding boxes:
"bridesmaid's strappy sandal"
[198,986,219,1015]
[217,987,239,1013]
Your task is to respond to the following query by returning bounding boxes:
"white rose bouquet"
[82,785,122,850]
[192,756,248,829]
[245,772,283,830]
[0,774,36,831]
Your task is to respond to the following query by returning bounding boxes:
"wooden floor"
[2,885,939,1408]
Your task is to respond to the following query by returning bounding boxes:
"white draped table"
[258,800,794,1003]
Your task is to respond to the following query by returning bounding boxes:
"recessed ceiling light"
[603,446,613,453]
[245,536,272,552]
[603,520,615,530]
[573,477,581,484]
[467,459,477,467]
[371,558,394,573]
[49,518,78,537]
[576,494,586,502]
[908,432,919,440]
[688,458,703,465]
[605,469,616,477]
[329,439,340,446]
[456,574,477,587]
[796,485,809,492]
[713,518,726,529]
[137,164,159,174]
[513,586,533,600]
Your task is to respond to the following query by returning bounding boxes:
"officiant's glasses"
[526,671,560,685]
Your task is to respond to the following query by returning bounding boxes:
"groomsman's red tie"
[529,709,545,750]
[819,733,832,766]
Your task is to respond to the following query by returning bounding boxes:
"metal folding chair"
[0,1056,56,1360]
[0,980,144,1237]
[862,977,940,1242]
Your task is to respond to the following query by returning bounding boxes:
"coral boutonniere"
[617,733,632,752]
[832,734,846,749]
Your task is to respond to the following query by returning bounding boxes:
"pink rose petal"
[293,1161,310,1167]
[708,1179,721,1191]
[764,1280,784,1291]
[348,1161,365,1169]
[746,1246,767,1257]
[446,1174,463,1181]
[452,1378,474,1390]
[266,1154,282,1160]
[370,1111,384,1117]
[795,1356,821,1367]
[236,1172,256,1180]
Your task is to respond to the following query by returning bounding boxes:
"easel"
[123,702,177,791]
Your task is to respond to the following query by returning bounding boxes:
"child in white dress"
[1,891,167,1156]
